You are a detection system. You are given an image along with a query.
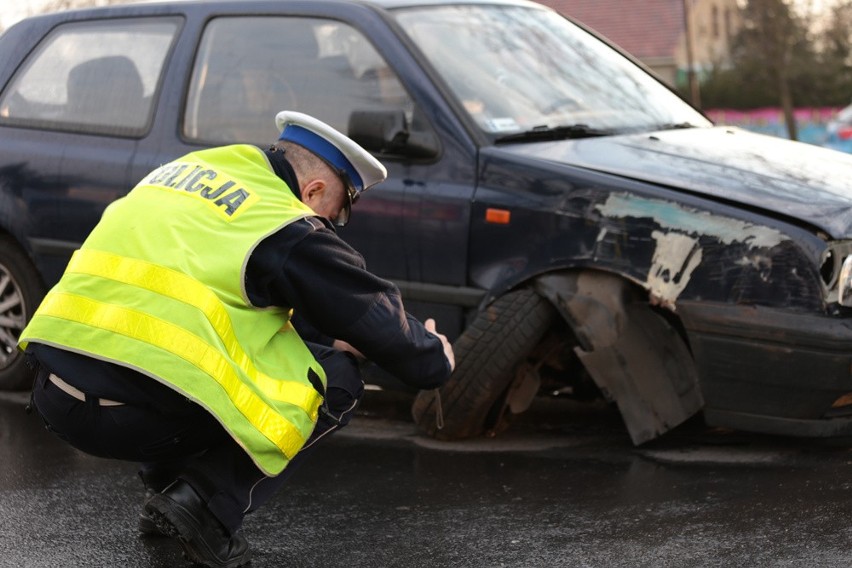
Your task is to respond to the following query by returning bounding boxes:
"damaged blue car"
[1,0,852,444]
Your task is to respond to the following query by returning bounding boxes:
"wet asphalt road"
[3,389,852,568]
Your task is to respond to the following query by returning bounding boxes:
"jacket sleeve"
[245,217,451,389]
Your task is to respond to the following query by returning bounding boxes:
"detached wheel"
[412,287,554,440]
[0,236,44,390]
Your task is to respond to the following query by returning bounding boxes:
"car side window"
[0,18,181,136]
[184,17,415,144]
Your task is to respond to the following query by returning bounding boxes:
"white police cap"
[275,111,387,194]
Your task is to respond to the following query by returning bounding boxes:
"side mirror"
[348,109,439,159]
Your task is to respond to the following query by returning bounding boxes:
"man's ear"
[301,179,326,206]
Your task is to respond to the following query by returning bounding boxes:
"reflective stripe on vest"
[34,290,311,459]
[61,248,322,414]
[42,247,322,453]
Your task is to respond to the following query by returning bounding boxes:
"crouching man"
[20,111,454,567]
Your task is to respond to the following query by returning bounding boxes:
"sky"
[0,0,149,30]
[1,0,52,30]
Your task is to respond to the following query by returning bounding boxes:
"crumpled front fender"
[534,270,704,444]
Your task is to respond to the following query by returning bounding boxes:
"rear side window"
[0,17,181,137]
[184,17,414,144]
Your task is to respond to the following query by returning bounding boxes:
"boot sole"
[138,512,168,537]
[144,494,251,568]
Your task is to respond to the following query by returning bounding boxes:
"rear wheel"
[0,236,44,390]
[412,287,554,439]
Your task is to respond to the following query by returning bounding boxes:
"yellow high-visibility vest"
[20,144,326,476]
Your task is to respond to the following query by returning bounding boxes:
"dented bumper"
[678,300,852,437]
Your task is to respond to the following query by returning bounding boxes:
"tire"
[0,236,45,390]
[412,287,554,440]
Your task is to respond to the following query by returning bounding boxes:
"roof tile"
[539,0,685,60]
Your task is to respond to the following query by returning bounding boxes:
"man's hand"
[332,339,365,360]
[425,318,455,371]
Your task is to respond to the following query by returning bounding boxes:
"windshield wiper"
[494,124,614,144]
[656,122,697,130]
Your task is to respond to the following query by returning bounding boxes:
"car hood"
[500,126,852,238]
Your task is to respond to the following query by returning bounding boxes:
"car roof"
[66,0,544,14]
[9,0,550,30]
[185,0,539,8]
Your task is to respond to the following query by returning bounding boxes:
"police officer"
[20,111,455,568]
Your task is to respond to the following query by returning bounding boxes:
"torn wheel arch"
[533,269,704,444]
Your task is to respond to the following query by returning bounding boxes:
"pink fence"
[705,107,843,145]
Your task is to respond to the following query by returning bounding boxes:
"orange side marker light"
[485,208,511,224]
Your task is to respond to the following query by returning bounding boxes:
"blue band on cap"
[279,125,364,192]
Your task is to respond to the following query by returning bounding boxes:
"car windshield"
[393,4,711,141]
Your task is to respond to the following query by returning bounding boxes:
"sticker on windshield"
[485,117,520,132]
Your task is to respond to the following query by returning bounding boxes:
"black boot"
[138,488,166,536]
[137,469,177,537]
[144,479,251,567]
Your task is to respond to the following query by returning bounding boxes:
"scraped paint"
[596,193,790,307]
[596,193,787,248]
[647,231,703,308]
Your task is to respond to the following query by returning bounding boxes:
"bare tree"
[820,0,852,104]
[702,0,852,111]
[732,0,813,139]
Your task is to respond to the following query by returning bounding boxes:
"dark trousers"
[31,344,364,534]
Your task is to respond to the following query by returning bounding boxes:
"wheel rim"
[0,261,25,369]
